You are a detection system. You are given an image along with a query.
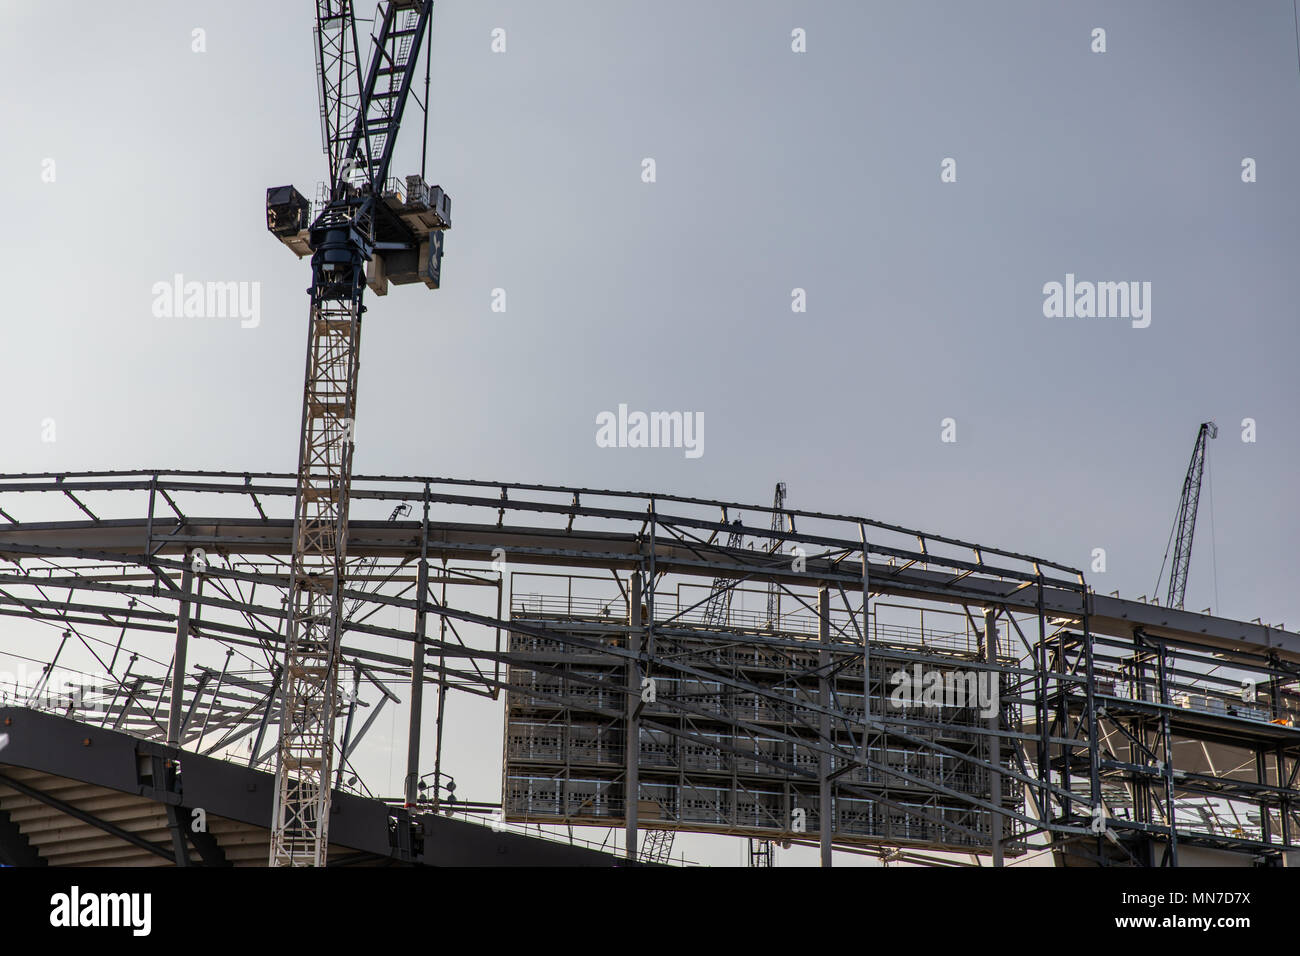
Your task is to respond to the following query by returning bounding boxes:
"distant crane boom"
[1159,421,1217,610]
[343,503,411,625]
[701,518,745,628]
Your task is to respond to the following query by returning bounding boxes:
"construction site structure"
[0,470,1295,867]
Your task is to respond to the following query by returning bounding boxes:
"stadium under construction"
[4,0,1296,875]
[0,469,1295,867]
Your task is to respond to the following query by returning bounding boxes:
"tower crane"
[1156,421,1217,610]
[765,481,788,629]
[263,0,450,866]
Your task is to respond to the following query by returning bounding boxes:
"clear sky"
[3,0,1299,866]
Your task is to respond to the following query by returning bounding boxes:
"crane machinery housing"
[263,0,450,867]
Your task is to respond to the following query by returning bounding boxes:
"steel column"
[165,803,192,865]
[819,586,832,867]
[335,667,361,789]
[166,557,195,747]
[1156,644,1178,866]
[984,606,1002,867]
[405,558,428,806]
[625,571,642,862]
[405,490,431,806]
[1257,750,1272,844]
[1279,745,1293,847]
[859,524,872,727]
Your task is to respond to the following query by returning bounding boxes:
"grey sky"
[3,0,1299,865]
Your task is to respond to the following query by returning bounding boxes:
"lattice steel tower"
[263,0,450,866]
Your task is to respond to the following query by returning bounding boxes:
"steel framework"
[0,469,1296,866]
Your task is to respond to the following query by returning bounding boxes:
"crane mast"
[264,0,448,866]
[1160,421,1218,611]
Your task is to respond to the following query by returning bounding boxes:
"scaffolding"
[503,575,1023,854]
